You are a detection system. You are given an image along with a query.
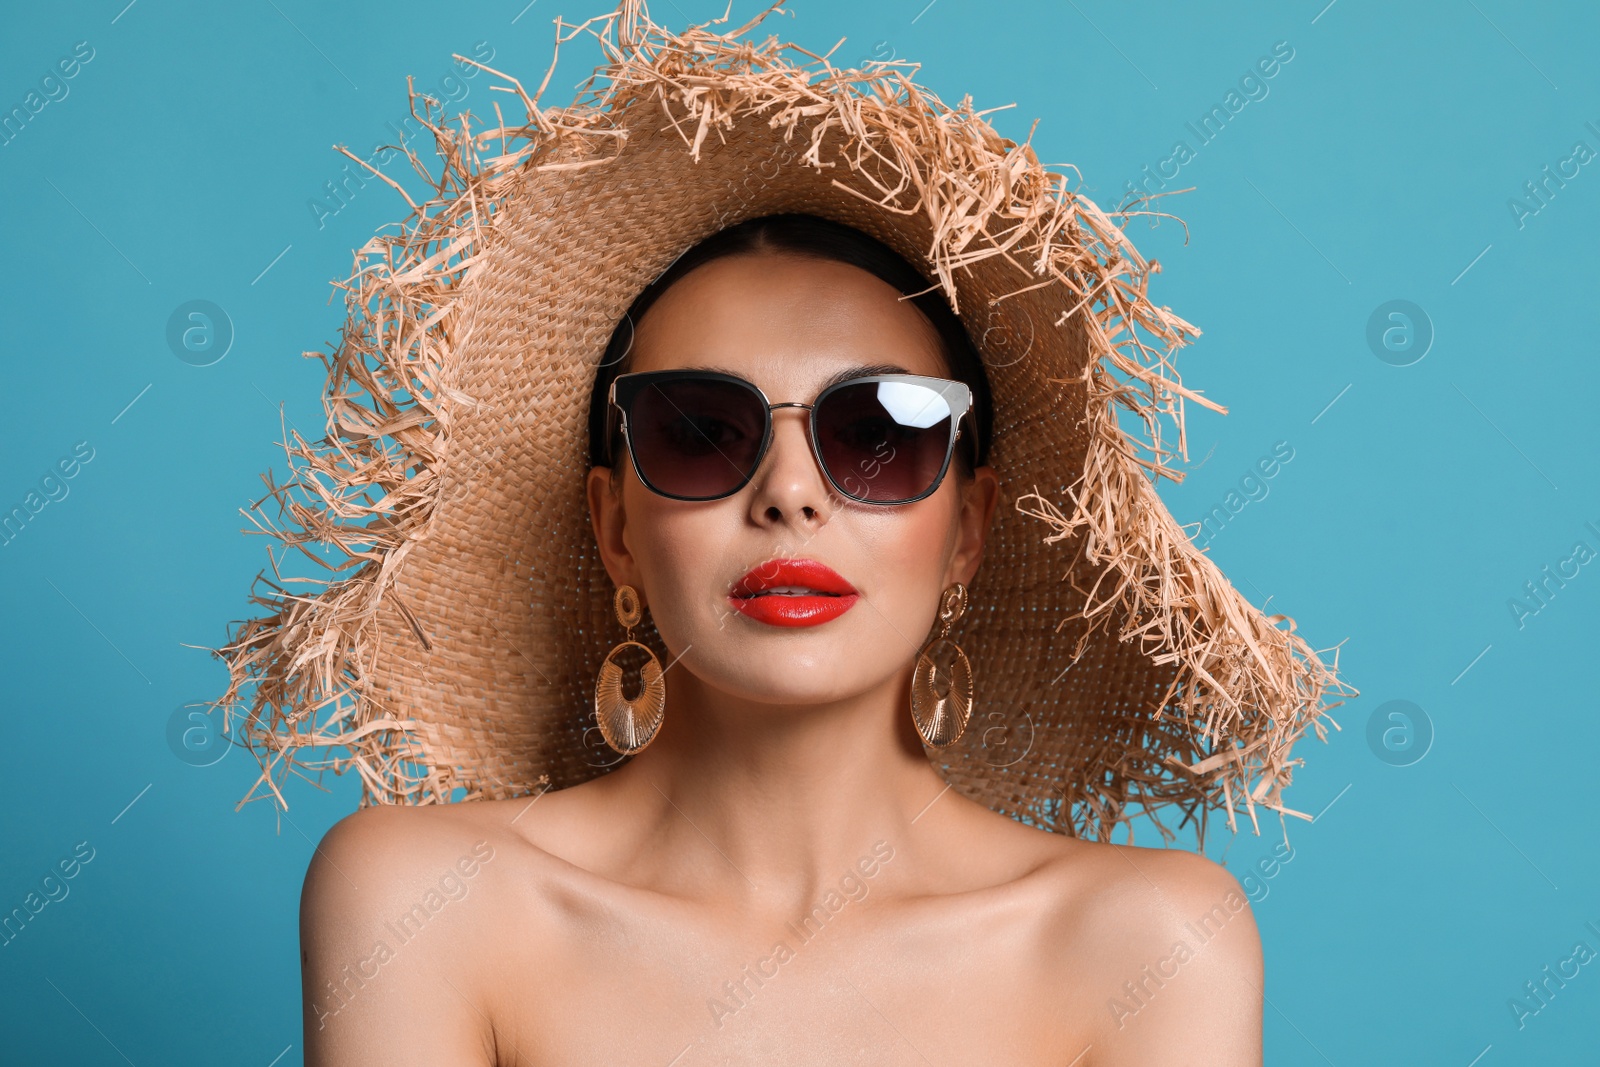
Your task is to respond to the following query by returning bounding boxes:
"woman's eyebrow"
[819,363,913,390]
[669,362,916,389]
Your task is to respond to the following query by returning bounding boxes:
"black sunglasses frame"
[605,369,975,505]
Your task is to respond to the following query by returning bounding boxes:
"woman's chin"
[677,651,895,710]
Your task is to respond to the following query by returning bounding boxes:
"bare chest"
[484,878,1100,1066]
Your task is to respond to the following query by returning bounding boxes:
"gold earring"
[911,583,973,748]
[595,585,667,755]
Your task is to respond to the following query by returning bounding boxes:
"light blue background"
[2,1,1595,1063]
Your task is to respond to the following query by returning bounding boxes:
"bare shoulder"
[1031,838,1264,1065]
[299,802,541,1066]
[301,801,532,930]
[1057,839,1260,946]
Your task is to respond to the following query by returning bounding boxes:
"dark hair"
[585,213,994,476]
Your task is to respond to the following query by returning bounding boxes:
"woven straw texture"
[209,0,1354,844]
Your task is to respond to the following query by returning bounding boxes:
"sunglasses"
[605,370,975,504]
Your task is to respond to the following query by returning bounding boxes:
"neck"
[592,663,950,914]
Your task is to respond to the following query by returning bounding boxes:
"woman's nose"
[747,408,836,528]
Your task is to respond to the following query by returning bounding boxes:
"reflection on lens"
[874,381,951,427]
[817,380,953,503]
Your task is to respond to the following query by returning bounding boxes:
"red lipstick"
[728,558,859,628]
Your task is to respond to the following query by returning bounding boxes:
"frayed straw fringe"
[203,0,1353,839]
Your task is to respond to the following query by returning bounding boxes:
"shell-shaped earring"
[911,583,973,748]
[594,585,667,756]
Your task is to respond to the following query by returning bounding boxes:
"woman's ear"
[587,465,639,588]
[947,464,1000,587]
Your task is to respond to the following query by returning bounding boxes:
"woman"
[212,3,1346,1062]
[298,214,1261,1063]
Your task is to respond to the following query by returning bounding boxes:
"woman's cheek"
[628,501,731,648]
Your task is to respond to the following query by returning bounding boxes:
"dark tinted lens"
[815,380,954,503]
[628,377,767,499]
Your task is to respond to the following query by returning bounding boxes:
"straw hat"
[211,0,1353,845]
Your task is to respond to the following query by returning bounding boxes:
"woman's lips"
[731,592,859,627]
[728,558,859,628]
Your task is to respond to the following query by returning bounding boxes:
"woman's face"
[586,251,999,709]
